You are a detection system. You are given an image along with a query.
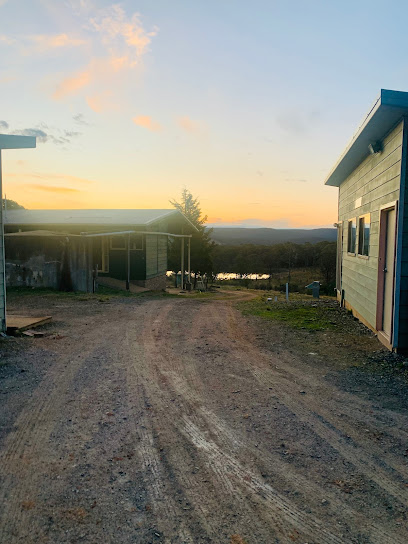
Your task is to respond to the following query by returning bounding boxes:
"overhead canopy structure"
[3,208,197,230]
[324,89,408,187]
[0,134,36,332]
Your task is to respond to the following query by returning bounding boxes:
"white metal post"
[0,150,6,333]
[180,237,184,290]
[126,233,130,290]
[0,134,36,332]
[188,237,191,284]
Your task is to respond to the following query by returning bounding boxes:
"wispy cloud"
[73,113,89,125]
[11,128,48,143]
[133,115,161,132]
[26,184,81,194]
[0,32,86,53]
[52,5,158,110]
[88,4,157,58]
[86,91,115,112]
[0,34,15,45]
[0,74,16,84]
[29,33,86,51]
[0,4,158,113]
[54,70,91,100]
[29,172,94,185]
[2,122,83,146]
[7,171,95,186]
[177,116,201,134]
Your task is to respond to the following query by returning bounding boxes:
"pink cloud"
[29,33,86,51]
[86,91,116,113]
[177,116,201,133]
[53,69,91,100]
[133,115,161,132]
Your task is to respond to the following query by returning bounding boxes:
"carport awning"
[5,230,80,237]
[5,229,193,239]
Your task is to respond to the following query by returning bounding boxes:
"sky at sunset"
[1,0,408,227]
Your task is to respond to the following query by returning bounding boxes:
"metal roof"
[324,89,408,187]
[4,230,79,237]
[4,209,197,229]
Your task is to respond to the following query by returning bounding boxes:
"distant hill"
[209,227,337,246]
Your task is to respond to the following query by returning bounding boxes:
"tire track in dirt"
[175,299,408,542]
[207,302,408,503]
[0,306,135,543]
[124,303,196,543]
[137,300,378,543]
[137,302,268,541]
[227,302,408,441]
[168,301,406,544]
[181,416,346,544]
[0,342,101,542]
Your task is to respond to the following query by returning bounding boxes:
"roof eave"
[324,89,408,187]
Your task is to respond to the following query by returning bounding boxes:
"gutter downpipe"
[393,116,408,349]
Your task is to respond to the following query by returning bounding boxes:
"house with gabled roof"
[4,209,196,292]
[325,89,408,351]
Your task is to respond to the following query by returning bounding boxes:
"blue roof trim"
[324,89,408,187]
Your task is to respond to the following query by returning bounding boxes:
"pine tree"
[169,189,214,285]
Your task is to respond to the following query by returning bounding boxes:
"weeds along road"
[0,291,407,543]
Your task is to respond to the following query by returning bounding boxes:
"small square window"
[130,234,143,250]
[347,219,356,253]
[358,214,370,256]
[110,236,126,250]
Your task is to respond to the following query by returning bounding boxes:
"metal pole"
[188,237,191,284]
[126,233,130,290]
[0,150,6,332]
[286,282,289,301]
[180,237,184,290]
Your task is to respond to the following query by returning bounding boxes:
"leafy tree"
[168,189,215,286]
[2,199,25,210]
[317,242,337,283]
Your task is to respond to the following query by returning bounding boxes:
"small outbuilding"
[325,89,408,351]
[4,209,196,292]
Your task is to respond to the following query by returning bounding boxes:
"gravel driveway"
[0,291,407,543]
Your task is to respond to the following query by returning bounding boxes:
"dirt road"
[0,293,407,543]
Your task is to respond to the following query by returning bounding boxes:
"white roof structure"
[4,209,196,229]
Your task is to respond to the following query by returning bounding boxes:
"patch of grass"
[239,296,335,331]
[6,286,178,302]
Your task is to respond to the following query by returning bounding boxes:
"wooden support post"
[180,237,184,290]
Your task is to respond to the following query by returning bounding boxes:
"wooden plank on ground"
[6,315,52,333]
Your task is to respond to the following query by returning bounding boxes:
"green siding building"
[5,209,196,292]
[325,89,408,351]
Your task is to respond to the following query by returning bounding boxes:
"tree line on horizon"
[168,189,337,290]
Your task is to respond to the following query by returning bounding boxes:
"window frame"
[110,235,127,250]
[357,213,370,257]
[347,218,357,255]
[129,234,143,251]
